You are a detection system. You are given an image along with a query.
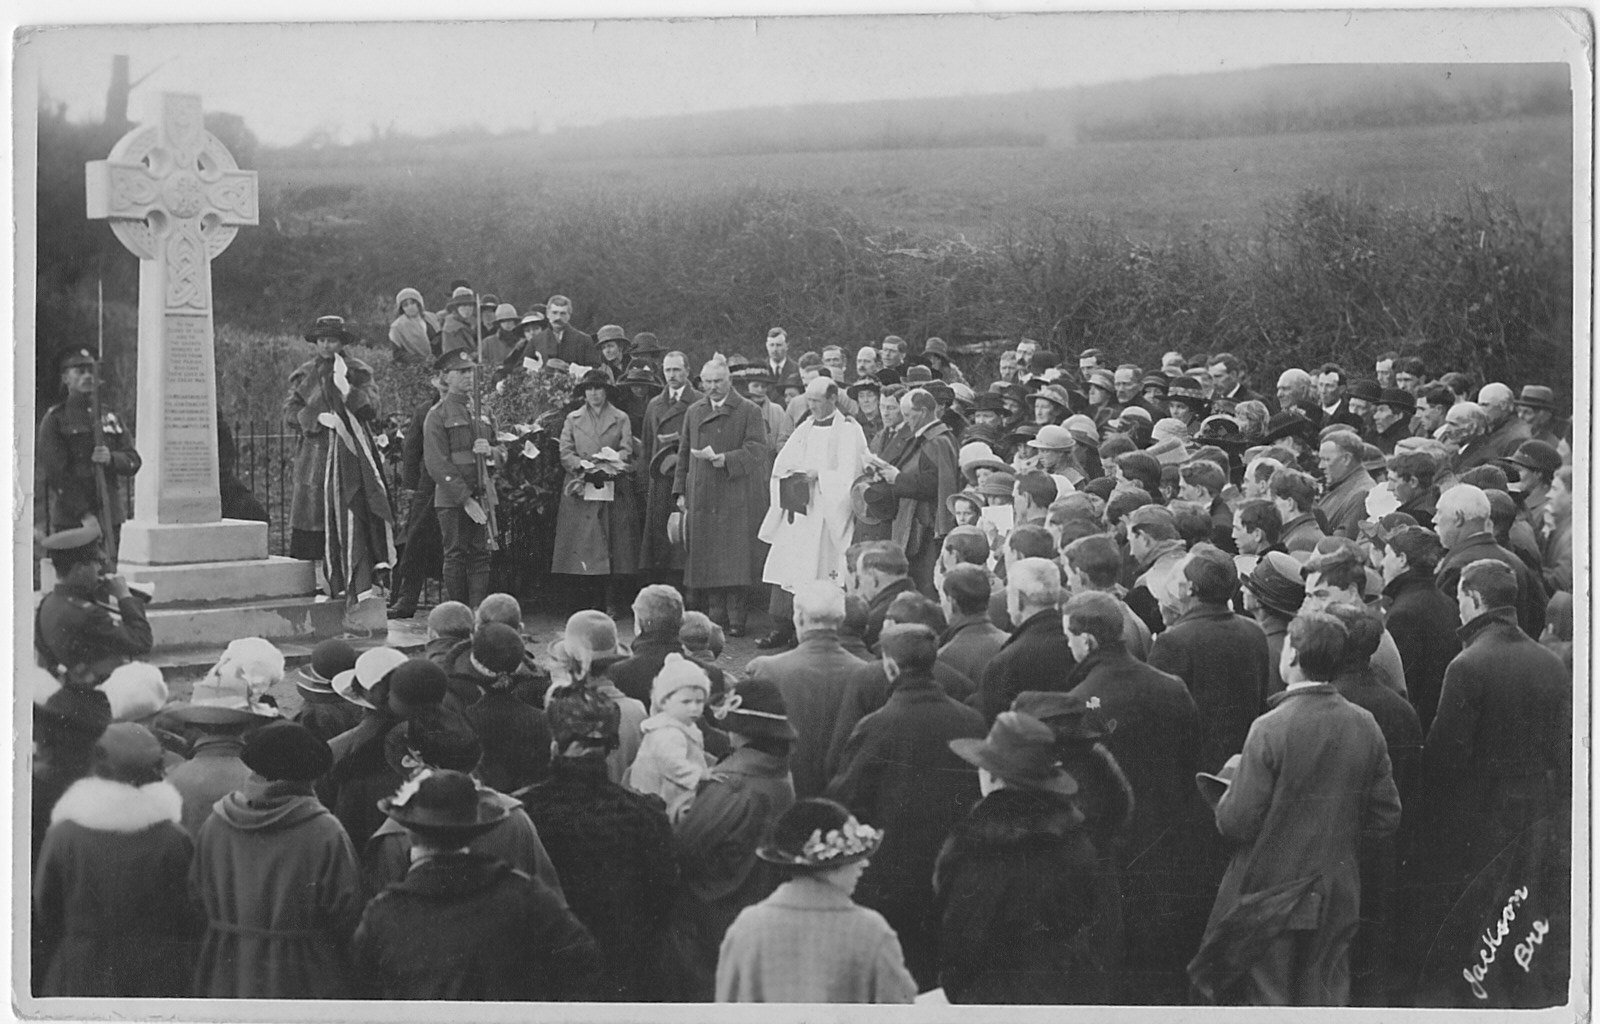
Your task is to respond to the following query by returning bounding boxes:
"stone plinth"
[145,595,348,650]
[119,554,313,604]
[118,518,269,565]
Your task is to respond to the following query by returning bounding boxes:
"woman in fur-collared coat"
[33,724,200,997]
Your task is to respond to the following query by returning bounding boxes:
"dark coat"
[667,746,795,1001]
[351,851,601,1001]
[1417,610,1571,973]
[932,788,1119,1004]
[464,688,553,794]
[33,778,200,997]
[1382,569,1462,734]
[744,630,863,799]
[673,390,772,589]
[825,669,985,988]
[823,656,975,779]
[1148,602,1270,773]
[191,780,362,998]
[938,612,1010,685]
[516,758,679,1001]
[1199,685,1401,1006]
[1065,644,1211,1003]
[551,325,599,366]
[293,687,364,744]
[284,354,379,533]
[34,392,141,532]
[888,421,961,560]
[972,610,1078,723]
[363,792,565,903]
[34,576,153,686]
[318,714,403,849]
[639,384,701,569]
[861,577,917,650]
[1436,530,1547,640]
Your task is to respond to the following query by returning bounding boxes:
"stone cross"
[86,92,258,526]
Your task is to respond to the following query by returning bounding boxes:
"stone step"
[151,616,430,692]
[145,594,350,650]
[119,556,315,605]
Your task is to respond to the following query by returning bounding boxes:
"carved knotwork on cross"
[86,93,259,310]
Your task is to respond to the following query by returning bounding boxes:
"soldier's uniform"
[35,347,141,541]
[34,522,152,687]
[423,349,502,606]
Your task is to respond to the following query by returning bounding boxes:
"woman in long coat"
[191,722,363,999]
[552,370,641,614]
[33,723,200,997]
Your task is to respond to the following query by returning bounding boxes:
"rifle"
[472,294,501,552]
[91,280,118,566]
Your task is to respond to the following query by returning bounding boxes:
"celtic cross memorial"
[86,92,259,560]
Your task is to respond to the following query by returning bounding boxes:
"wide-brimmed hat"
[949,712,1078,796]
[1028,424,1077,451]
[1166,377,1210,411]
[757,800,884,869]
[1027,384,1074,414]
[846,375,884,402]
[1376,387,1416,412]
[169,638,285,726]
[518,310,548,330]
[1263,410,1317,444]
[922,337,953,363]
[492,303,519,325]
[1502,439,1563,477]
[378,769,510,842]
[1196,753,1242,811]
[294,638,359,695]
[851,475,898,526]
[445,286,476,311]
[971,392,1007,416]
[650,444,680,480]
[1242,550,1306,618]
[595,325,630,351]
[1346,379,1383,404]
[242,720,333,782]
[332,647,409,711]
[959,441,1011,475]
[573,368,622,405]
[304,314,357,346]
[1514,384,1555,411]
[630,331,665,356]
[1012,691,1116,742]
[619,362,663,393]
[946,488,986,518]
[712,677,797,740]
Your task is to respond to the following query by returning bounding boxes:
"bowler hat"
[630,331,664,356]
[1195,753,1242,811]
[303,314,357,346]
[295,638,358,696]
[1012,691,1116,742]
[378,769,510,842]
[1242,550,1306,618]
[851,475,898,526]
[1377,388,1416,412]
[1502,439,1562,477]
[949,712,1079,796]
[904,365,934,385]
[242,720,333,782]
[1514,384,1555,411]
[713,677,798,740]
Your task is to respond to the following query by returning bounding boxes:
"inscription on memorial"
[160,314,218,496]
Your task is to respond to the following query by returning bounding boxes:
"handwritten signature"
[1461,885,1550,1000]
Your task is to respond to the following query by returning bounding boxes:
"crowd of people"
[28,291,1576,1007]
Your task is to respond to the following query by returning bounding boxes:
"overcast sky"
[16,9,1585,147]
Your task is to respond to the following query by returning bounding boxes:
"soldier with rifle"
[423,324,504,607]
[35,344,141,569]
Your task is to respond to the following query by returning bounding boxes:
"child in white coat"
[625,654,711,822]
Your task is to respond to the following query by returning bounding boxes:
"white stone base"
[119,518,268,565]
[146,595,349,650]
[120,556,315,605]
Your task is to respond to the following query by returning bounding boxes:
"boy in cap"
[351,769,601,1001]
[191,721,362,998]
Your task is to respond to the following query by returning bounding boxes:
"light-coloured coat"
[552,401,641,576]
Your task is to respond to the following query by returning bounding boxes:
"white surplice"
[758,415,869,592]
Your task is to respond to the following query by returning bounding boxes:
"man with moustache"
[640,351,702,586]
[547,294,599,366]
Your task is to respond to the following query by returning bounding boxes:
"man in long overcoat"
[826,623,985,990]
[1414,558,1571,1007]
[1193,612,1401,1006]
[673,361,770,636]
[1062,591,1209,1005]
[870,388,959,596]
[639,351,700,582]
